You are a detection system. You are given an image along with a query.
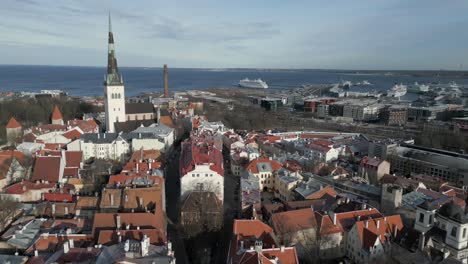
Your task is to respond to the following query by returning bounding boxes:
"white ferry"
[239,78,268,89]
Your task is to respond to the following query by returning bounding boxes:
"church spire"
[105,13,123,86]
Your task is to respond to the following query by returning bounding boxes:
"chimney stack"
[164,64,169,98]
[116,215,121,229]
[63,241,70,254]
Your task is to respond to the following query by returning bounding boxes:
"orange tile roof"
[4,181,56,195]
[335,208,382,227]
[99,189,122,208]
[245,158,282,174]
[355,215,403,250]
[233,219,273,238]
[315,211,344,235]
[76,196,99,209]
[92,212,166,243]
[62,129,82,140]
[6,117,22,128]
[122,186,163,212]
[32,156,62,183]
[271,208,317,234]
[305,186,337,200]
[52,105,63,121]
[159,116,175,128]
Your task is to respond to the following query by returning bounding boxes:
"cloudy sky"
[1,0,468,70]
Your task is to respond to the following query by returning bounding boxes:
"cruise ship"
[387,83,407,98]
[239,78,268,89]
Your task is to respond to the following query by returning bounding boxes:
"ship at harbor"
[387,83,407,98]
[407,82,429,94]
[239,78,268,89]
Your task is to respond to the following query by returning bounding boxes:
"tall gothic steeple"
[105,13,123,86]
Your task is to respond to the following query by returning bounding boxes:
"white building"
[132,123,175,152]
[415,202,468,261]
[180,140,224,202]
[305,141,339,163]
[347,215,403,263]
[245,158,282,191]
[68,132,167,161]
[274,168,303,201]
[68,133,130,161]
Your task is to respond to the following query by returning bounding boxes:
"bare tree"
[180,182,223,239]
[274,221,336,264]
[0,197,20,232]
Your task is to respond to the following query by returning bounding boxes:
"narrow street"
[165,142,189,264]
[213,145,239,263]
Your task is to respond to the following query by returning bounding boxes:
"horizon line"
[0,63,466,73]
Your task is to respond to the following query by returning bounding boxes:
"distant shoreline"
[0,64,467,76]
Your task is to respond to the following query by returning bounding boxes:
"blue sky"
[1,0,468,70]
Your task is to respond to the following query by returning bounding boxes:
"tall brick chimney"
[163,64,169,98]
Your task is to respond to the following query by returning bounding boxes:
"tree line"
[0,96,101,144]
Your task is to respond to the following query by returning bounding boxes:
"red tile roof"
[229,220,300,264]
[6,117,22,128]
[307,141,332,153]
[283,160,303,172]
[272,207,383,237]
[32,156,62,183]
[92,212,166,243]
[233,219,273,238]
[122,186,164,212]
[43,143,65,151]
[43,193,75,202]
[300,133,335,139]
[63,167,79,178]
[52,105,63,121]
[180,140,224,177]
[65,151,82,168]
[62,128,82,140]
[271,208,317,234]
[4,181,56,194]
[315,211,344,235]
[304,186,337,200]
[23,132,37,143]
[25,234,93,254]
[245,158,282,174]
[0,150,27,179]
[261,247,299,264]
[360,156,385,168]
[130,149,161,162]
[108,173,163,187]
[76,196,99,209]
[67,119,98,133]
[97,229,166,245]
[122,160,161,173]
